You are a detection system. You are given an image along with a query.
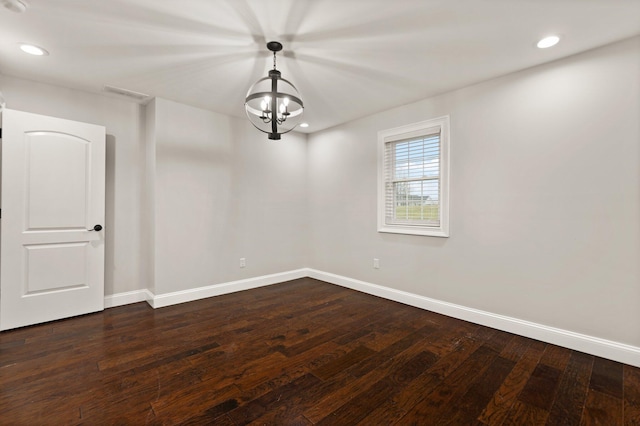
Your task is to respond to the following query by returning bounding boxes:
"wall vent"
[1,0,27,13]
[103,85,151,103]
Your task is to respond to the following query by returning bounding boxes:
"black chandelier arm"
[261,112,289,125]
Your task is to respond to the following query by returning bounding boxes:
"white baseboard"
[306,268,640,368]
[146,269,308,309]
[104,289,151,308]
[104,268,640,367]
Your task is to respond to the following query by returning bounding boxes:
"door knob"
[88,224,103,232]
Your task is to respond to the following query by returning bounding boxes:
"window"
[378,116,450,237]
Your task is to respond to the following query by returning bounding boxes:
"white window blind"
[384,130,441,227]
[378,116,449,237]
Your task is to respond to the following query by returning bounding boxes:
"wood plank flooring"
[1,277,638,425]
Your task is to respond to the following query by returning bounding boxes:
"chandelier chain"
[273,51,277,70]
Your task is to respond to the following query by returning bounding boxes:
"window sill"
[378,225,449,238]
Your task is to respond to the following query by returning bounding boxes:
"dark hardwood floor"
[1,278,639,425]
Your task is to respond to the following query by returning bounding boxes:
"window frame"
[377,116,450,237]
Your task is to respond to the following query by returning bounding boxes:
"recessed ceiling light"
[537,35,560,49]
[299,123,309,128]
[19,43,48,56]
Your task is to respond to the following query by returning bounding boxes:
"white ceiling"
[1,0,639,133]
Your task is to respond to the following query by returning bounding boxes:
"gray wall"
[307,37,640,347]
[0,78,309,298]
[1,36,638,351]
[149,98,308,294]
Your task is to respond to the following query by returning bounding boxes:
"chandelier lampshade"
[245,41,304,140]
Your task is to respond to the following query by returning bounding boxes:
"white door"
[1,109,105,330]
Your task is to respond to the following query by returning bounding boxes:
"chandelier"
[245,41,304,140]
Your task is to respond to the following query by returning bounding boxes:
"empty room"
[1,0,639,424]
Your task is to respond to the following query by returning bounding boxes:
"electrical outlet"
[240,258,246,268]
[373,258,380,269]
